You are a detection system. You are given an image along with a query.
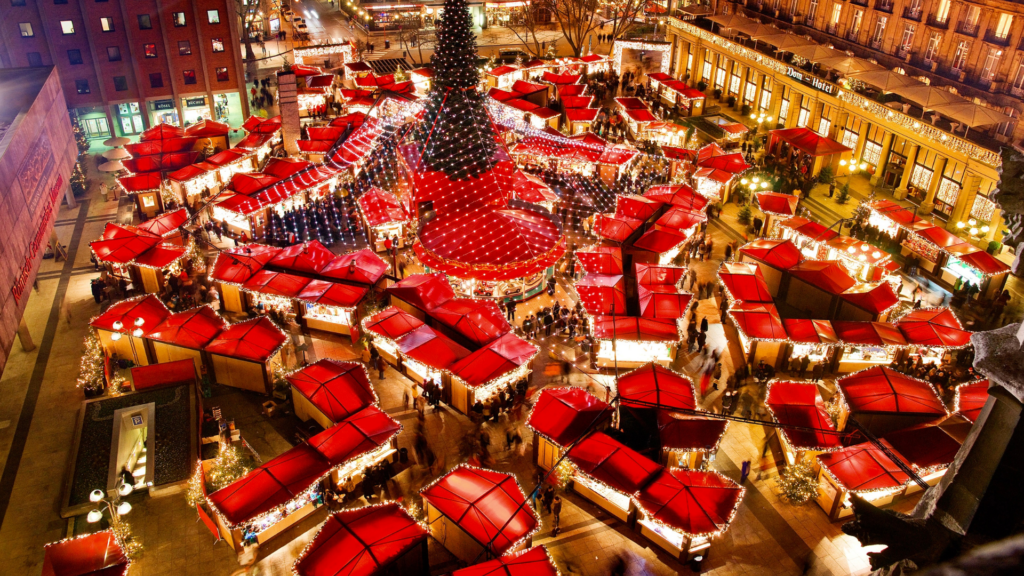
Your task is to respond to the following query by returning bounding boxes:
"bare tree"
[395,28,436,66]
[602,0,647,42]
[542,0,603,57]
[230,0,262,80]
[505,7,546,57]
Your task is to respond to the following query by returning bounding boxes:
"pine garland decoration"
[777,457,819,505]
[77,330,106,392]
[206,445,255,491]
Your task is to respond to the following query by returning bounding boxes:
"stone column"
[17,317,35,352]
[869,132,894,186]
[753,72,765,113]
[918,156,948,215]
[277,71,300,156]
[947,174,981,232]
[894,144,920,199]
[785,93,801,128]
[853,120,869,162]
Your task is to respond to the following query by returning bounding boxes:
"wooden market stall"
[448,333,538,414]
[835,365,949,436]
[736,239,805,296]
[115,172,165,219]
[727,302,788,369]
[566,432,662,522]
[358,187,414,252]
[90,222,191,295]
[145,305,227,369]
[764,381,843,467]
[657,411,729,469]
[526,387,610,470]
[89,294,171,366]
[286,359,378,429]
[755,192,799,238]
[204,317,288,394]
[781,260,857,319]
[591,316,680,368]
[831,322,909,374]
[815,442,912,522]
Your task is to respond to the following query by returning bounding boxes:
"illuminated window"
[207,10,220,24]
[216,67,229,82]
[19,22,33,37]
[951,41,970,72]
[183,70,197,85]
[970,195,995,222]
[144,43,157,58]
[172,12,186,27]
[934,0,950,24]
[817,116,831,136]
[100,17,114,32]
[830,4,841,27]
[898,24,915,53]
[212,38,225,52]
[980,49,1001,82]
[994,14,1013,39]
[862,140,882,165]
[910,165,932,191]
[807,0,818,21]
[870,17,887,46]
[935,178,960,216]
[60,20,75,35]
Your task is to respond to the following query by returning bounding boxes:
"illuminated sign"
[785,67,836,95]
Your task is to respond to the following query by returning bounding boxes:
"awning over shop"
[307,406,400,467]
[728,302,787,340]
[593,213,643,242]
[204,317,287,362]
[138,208,188,238]
[617,363,697,411]
[832,321,908,347]
[882,422,962,472]
[591,316,679,341]
[756,192,799,217]
[147,305,227,349]
[567,432,663,495]
[386,273,455,312]
[738,239,804,269]
[397,325,471,370]
[656,208,704,232]
[287,360,377,423]
[452,546,560,576]
[633,468,744,538]
[616,195,663,221]
[90,223,162,264]
[513,171,559,205]
[769,127,852,156]
[638,285,692,319]
[644,184,708,211]
[765,381,843,451]
[269,240,336,275]
[450,333,538,388]
[211,245,283,284]
[89,294,170,335]
[718,262,773,303]
[320,248,389,285]
[577,274,627,316]
[242,270,312,299]
[633,226,688,255]
[363,307,425,341]
[657,411,729,453]
[42,529,128,576]
[896,307,971,348]
[527,387,609,447]
[817,442,912,493]
[432,298,512,346]
[635,263,687,287]
[781,318,839,344]
[840,282,900,314]
[116,171,163,194]
[837,366,947,416]
[787,260,857,294]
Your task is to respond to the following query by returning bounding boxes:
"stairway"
[131,444,148,489]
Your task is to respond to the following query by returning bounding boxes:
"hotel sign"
[785,67,836,96]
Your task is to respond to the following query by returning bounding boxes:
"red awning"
[756,192,799,216]
[141,123,185,140]
[618,363,696,411]
[866,199,922,227]
[952,249,1010,276]
[567,432,663,495]
[915,225,969,250]
[728,302,787,340]
[297,280,368,309]
[624,108,658,123]
[718,262,773,303]
[635,263,687,286]
[513,171,558,204]
[837,366,947,415]
[765,381,843,451]
[781,318,839,344]
[832,321,908,346]
[147,306,227,349]
[896,307,971,348]
[452,546,559,576]
[138,208,188,238]
[242,270,311,298]
[657,411,729,453]
[287,360,377,423]
[167,163,214,182]
[308,406,400,467]
[185,119,230,138]
[591,316,679,341]
[433,298,511,346]
[397,325,471,370]
[292,63,324,77]
[488,65,519,77]
[363,307,424,341]
[116,172,163,193]
[211,244,283,284]
[638,285,692,319]
[656,208,705,233]
[204,317,287,362]
[698,153,751,174]
[133,244,186,269]
[386,273,455,312]
[770,127,852,156]
[320,248,388,285]
[269,240,336,274]
[840,282,900,314]
[661,146,698,162]
[738,239,803,269]
[781,217,840,241]
[205,148,251,166]
[542,71,581,85]
[358,187,412,227]
[130,359,195,390]
[576,245,623,275]
[693,167,737,184]
[450,333,538,388]
[90,224,162,265]
[594,213,642,242]
[89,294,170,335]
[817,442,911,493]
[558,84,588,97]
[633,226,688,254]
[644,185,708,211]
[527,387,609,447]
[42,529,128,576]
[576,274,627,316]
[562,95,594,109]
[293,503,427,576]
[635,468,744,538]
[954,380,988,422]
[420,466,538,556]
[788,260,857,294]
[883,422,962,472]
[615,97,649,110]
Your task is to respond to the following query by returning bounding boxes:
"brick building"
[0,0,250,141]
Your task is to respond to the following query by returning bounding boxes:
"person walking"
[552,496,563,535]
[740,460,751,484]
[542,485,555,514]
[507,300,517,322]
[700,316,709,334]
[374,354,386,380]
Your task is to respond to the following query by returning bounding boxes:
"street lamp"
[87,480,133,529]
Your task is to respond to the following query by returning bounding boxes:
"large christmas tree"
[414,0,497,180]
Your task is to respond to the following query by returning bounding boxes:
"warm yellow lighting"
[847,246,856,254]
[968,219,977,226]
[982,225,990,233]
[872,251,882,258]
[956,221,965,229]
[970,228,979,235]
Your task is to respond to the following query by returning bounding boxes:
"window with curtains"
[909,149,938,199]
[759,76,772,112]
[818,116,831,136]
[935,161,965,218]
[842,118,862,150]
[716,61,727,90]
[862,126,885,166]
[779,96,790,124]
[797,100,811,128]
[702,51,712,83]
[729,70,741,96]
[970,195,996,223]
[745,80,756,105]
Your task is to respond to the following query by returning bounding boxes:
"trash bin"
[399,447,408,463]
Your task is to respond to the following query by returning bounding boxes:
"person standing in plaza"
[374,354,386,380]
[552,496,563,536]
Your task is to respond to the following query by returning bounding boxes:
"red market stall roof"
[567,432,663,495]
[616,195,663,221]
[591,316,679,342]
[387,273,455,312]
[292,63,324,76]
[211,244,283,284]
[657,411,729,453]
[343,61,373,73]
[130,358,196,390]
[765,381,843,451]
[420,466,539,557]
[787,260,857,294]
[866,199,923,227]
[840,282,900,314]
[320,248,389,285]
[635,263,687,287]
[817,442,911,493]
[562,95,594,109]
[451,333,538,388]
[696,142,727,163]
[623,108,658,123]
[363,307,424,341]
[769,127,852,156]
[728,302,787,341]
[577,274,627,315]
[634,469,744,538]
[137,208,188,238]
[576,245,624,275]
[781,318,839,344]
[287,360,377,423]
[644,184,708,211]
[896,307,972,348]
[718,262,773,303]
[433,298,512,346]
[242,270,311,299]
[756,192,799,216]
[488,65,519,77]
[90,223,161,264]
[358,187,412,227]
[122,151,200,173]
[542,71,581,85]
[513,171,559,205]
[308,406,401,467]
[656,208,704,232]
[633,226,687,255]
[269,240,336,275]
[838,366,947,416]
[580,53,606,63]
[185,119,231,138]
[661,146,698,162]
[738,239,804,269]
[147,306,228,349]
[452,546,559,576]
[915,224,969,251]
[204,317,287,362]
[697,153,751,174]
[208,443,330,528]
[293,503,427,576]
[141,123,185,140]
[397,325,471,370]
[527,387,609,447]
[89,295,170,335]
[832,321,908,347]
[615,97,649,110]
[594,213,642,242]
[205,148,252,167]
[558,84,588,98]
[132,243,186,269]
[42,530,128,576]
[949,246,1011,277]
[955,380,989,422]
[882,422,962,472]
[693,167,736,184]
[638,285,692,319]
[618,363,697,411]
[116,172,163,194]
[307,74,335,88]
[511,80,548,95]
[298,280,368,309]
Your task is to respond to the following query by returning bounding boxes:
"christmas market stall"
[632,468,744,562]
[657,411,729,469]
[881,419,964,495]
[780,318,841,372]
[146,305,227,369]
[576,245,625,275]
[448,332,538,413]
[736,239,805,296]
[754,192,799,237]
[452,546,560,576]
[292,503,428,576]
[614,97,658,138]
[485,65,522,90]
[306,405,401,491]
[617,363,698,414]
[591,316,680,368]
[837,282,900,322]
[646,72,705,113]
[954,379,989,423]
[89,295,171,366]
[781,260,857,319]
[115,172,165,219]
[41,529,129,576]
[768,127,852,177]
[203,317,288,394]
[420,465,539,563]
[693,144,751,200]
[396,325,471,387]
[821,236,898,283]
[815,442,912,522]
[89,223,191,295]
[526,387,610,470]
[235,115,282,162]
[341,61,374,88]
[580,53,611,75]
[831,321,908,373]
[718,262,773,304]
[773,217,840,258]
[764,381,843,466]
[566,432,663,522]
[727,302,788,369]
[286,359,378,429]
[168,149,255,204]
[894,307,972,366]
[358,187,414,251]
[835,366,948,436]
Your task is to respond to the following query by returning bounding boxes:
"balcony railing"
[827,23,838,35]
[846,29,861,42]
[874,0,894,13]
[955,22,979,37]
[870,39,883,50]
[850,0,868,7]
[1011,86,1024,98]
[903,7,922,21]
[895,46,910,59]
[983,31,1011,47]
[926,15,949,29]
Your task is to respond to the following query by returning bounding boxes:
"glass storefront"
[182,95,212,126]
[149,99,180,126]
[76,106,110,139]
[485,2,531,27]
[112,102,145,136]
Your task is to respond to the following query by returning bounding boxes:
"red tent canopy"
[452,546,559,576]
[635,263,687,286]
[756,192,799,216]
[293,503,427,576]
[738,239,803,269]
[656,208,705,232]
[147,306,227,349]
[42,530,128,576]
[116,172,163,193]
[576,245,623,275]
[698,153,751,174]
[420,466,539,556]
[308,406,401,467]
[634,469,744,538]
[386,273,456,312]
[204,317,287,362]
[91,223,161,264]
[696,142,726,163]
[837,366,947,416]
[432,298,511,346]
[269,240,336,275]
[883,422,962,472]
[915,225,969,251]
[591,316,679,341]
[781,318,839,344]
[576,274,627,315]
[618,363,696,411]
[321,248,388,285]
[559,83,588,97]
[132,244,186,269]
[817,442,911,493]
[832,321,908,346]
[952,248,1010,277]
[358,187,412,227]
[138,208,188,238]
[396,325,471,370]
[363,307,424,341]
[141,123,185,140]
[840,282,900,314]
[593,213,643,242]
[562,95,594,109]
[770,127,852,156]
[638,285,692,319]
[242,270,311,298]
[208,443,330,527]
[287,360,377,423]
[513,171,558,205]
[718,262,773,302]
[185,119,230,138]
[211,244,282,284]
[527,387,609,447]
[955,380,988,422]
[615,195,663,221]
[896,308,971,348]
[615,97,649,110]
[451,333,538,388]
[657,411,729,453]
[633,226,688,254]
[565,108,599,122]
[205,148,251,166]
[780,217,840,242]
[660,146,698,162]
[728,302,787,340]
[867,199,922,227]
[567,432,663,495]
[765,381,842,451]
[89,295,170,335]
[131,358,196,390]
[297,280,368,309]
[542,71,581,85]
[788,261,857,294]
